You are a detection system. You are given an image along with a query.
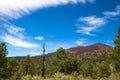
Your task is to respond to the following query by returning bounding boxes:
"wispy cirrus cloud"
[76,38,91,46]
[4,24,25,39]
[0,0,95,19]
[76,5,120,36]
[0,34,39,48]
[0,24,40,48]
[76,16,106,35]
[0,0,95,49]
[103,5,120,17]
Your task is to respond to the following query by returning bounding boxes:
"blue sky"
[0,0,120,57]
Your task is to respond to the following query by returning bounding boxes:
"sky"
[0,0,120,57]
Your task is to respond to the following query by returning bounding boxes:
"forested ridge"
[0,26,120,80]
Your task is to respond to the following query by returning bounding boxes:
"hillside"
[11,43,113,59]
[67,43,113,58]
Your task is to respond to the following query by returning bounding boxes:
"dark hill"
[67,43,113,58]
[67,43,112,53]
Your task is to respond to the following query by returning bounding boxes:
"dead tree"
[42,43,45,78]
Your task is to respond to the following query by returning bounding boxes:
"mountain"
[67,43,113,58]
[9,43,113,59]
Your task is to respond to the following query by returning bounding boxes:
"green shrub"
[21,75,32,80]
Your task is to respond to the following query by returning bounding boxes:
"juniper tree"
[0,42,8,79]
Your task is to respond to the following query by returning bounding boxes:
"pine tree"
[109,26,120,72]
[59,58,79,74]
[114,26,120,53]
[0,42,8,79]
[20,55,34,76]
[47,48,68,75]
[7,58,19,78]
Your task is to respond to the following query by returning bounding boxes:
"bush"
[20,72,120,80]
[21,75,32,80]
[107,73,120,80]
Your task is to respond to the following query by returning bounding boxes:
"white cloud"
[78,16,105,27]
[0,0,95,19]
[76,26,96,35]
[76,38,90,46]
[35,36,44,40]
[0,34,39,48]
[0,23,42,49]
[4,24,25,38]
[103,5,120,17]
[76,40,84,45]
[76,16,105,35]
[103,12,119,16]
[76,5,120,36]
[31,52,41,55]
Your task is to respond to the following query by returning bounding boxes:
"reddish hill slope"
[67,43,113,58]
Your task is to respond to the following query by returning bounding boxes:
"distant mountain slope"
[67,43,113,58]
[9,43,113,59]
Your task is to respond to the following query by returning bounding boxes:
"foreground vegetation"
[0,26,120,80]
[21,72,120,80]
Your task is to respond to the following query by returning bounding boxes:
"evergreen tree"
[47,48,68,75]
[20,55,34,76]
[114,26,120,53]
[7,58,19,79]
[109,26,120,72]
[34,60,42,75]
[47,48,80,75]
[59,58,79,74]
[0,42,8,79]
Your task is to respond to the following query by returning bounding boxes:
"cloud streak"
[4,24,25,39]
[76,38,91,46]
[103,5,120,17]
[76,16,105,35]
[0,24,40,49]
[76,5,120,36]
[0,34,39,48]
[0,0,95,19]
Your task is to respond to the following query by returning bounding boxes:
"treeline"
[0,45,43,80]
[0,27,120,80]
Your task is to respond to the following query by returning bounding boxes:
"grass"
[21,72,120,80]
